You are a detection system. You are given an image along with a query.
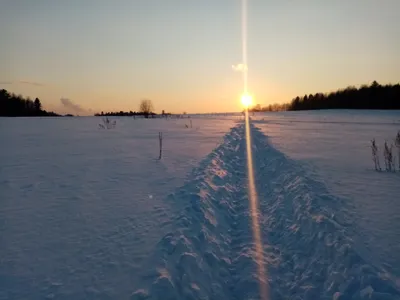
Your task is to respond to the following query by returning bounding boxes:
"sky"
[1,0,400,115]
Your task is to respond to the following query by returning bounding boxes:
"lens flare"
[241,93,253,108]
[241,0,269,299]
[244,111,269,300]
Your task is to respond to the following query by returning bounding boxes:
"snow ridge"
[132,124,259,300]
[132,122,400,300]
[250,125,400,300]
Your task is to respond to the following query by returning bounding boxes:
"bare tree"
[139,99,154,117]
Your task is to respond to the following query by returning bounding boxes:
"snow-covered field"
[0,111,399,300]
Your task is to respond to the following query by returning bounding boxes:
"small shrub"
[371,139,381,171]
[158,132,163,160]
[99,117,116,129]
[395,131,400,170]
[383,141,395,172]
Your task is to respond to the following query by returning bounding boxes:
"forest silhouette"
[250,81,400,112]
[1,81,400,116]
[0,89,59,116]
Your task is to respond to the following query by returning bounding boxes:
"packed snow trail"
[133,124,261,300]
[133,121,400,300]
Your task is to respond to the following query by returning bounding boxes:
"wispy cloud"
[232,63,248,72]
[60,98,91,114]
[0,80,44,86]
[18,80,44,87]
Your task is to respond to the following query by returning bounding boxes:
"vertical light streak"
[241,1,269,299]
[244,110,269,300]
[242,0,248,94]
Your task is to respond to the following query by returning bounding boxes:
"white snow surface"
[0,111,399,300]
[253,110,400,276]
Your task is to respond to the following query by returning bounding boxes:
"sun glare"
[241,93,253,108]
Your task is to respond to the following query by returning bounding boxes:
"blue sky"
[1,0,399,114]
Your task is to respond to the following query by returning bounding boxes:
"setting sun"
[241,93,253,108]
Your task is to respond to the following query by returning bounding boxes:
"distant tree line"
[4,81,398,117]
[95,110,158,117]
[249,81,400,112]
[249,103,289,112]
[0,89,59,117]
[288,81,400,111]
[95,99,162,118]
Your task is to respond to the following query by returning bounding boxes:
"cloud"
[60,98,89,114]
[232,63,248,72]
[0,80,44,86]
[18,80,44,87]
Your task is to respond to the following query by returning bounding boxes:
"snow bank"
[133,121,400,300]
[0,117,236,299]
[254,110,400,277]
[250,125,400,300]
[2,114,399,299]
[132,124,261,299]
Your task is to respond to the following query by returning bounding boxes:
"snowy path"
[133,124,260,300]
[1,116,399,300]
[133,121,400,300]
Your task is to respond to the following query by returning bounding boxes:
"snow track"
[133,121,400,300]
[133,124,259,300]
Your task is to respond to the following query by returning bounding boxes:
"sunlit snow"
[1,111,399,299]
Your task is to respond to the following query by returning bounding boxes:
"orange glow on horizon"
[241,93,253,108]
